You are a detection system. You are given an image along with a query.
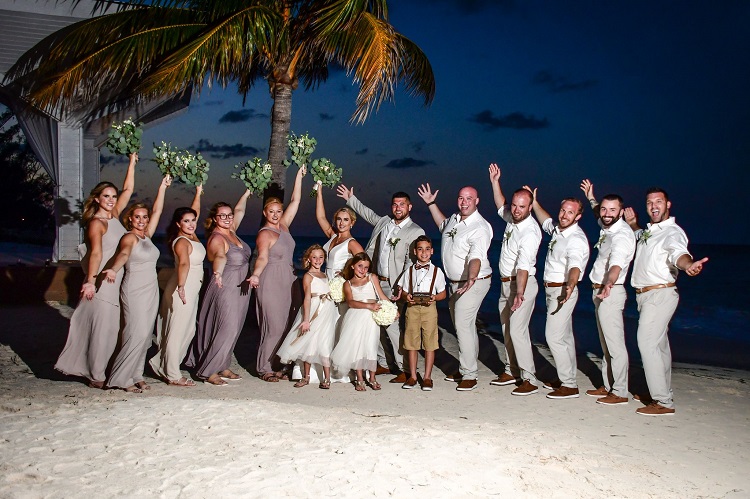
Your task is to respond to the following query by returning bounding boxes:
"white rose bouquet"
[174,150,209,186]
[328,276,346,303]
[152,141,180,178]
[106,118,143,156]
[372,299,398,326]
[309,157,343,197]
[232,157,273,194]
[283,131,316,169]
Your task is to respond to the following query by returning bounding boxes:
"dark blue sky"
[102,0,749,245]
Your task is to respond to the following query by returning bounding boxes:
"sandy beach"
[1,301,748,498]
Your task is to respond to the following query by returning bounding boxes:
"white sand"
[1,303,748,498]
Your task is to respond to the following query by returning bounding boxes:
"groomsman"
[488,164,542,396]
[625,188,708,416]
[417,182,493,391]
[580,180,636,406]
[525,186,589,399]
[337,185,424,382]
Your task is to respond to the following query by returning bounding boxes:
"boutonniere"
[639,229,652,245]
[503,229,512,242]
[388,237,400,248]
[446,228,458,240]
[595,233,606,249]
[548,238,557,253]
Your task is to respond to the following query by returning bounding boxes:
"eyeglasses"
[216,213,235,220]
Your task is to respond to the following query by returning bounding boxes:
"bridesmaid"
[104,175,171,393]
[186,189,253,386]
[248,166,305,382]
[149,185,204,386]
[55,152,137,388]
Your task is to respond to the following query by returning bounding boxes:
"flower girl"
[330,252,391,391]
[277,245,338,389]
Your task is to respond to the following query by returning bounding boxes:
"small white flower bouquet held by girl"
[372,300,398,326]
[106,119,143,156]
[328,276,346,304]
[232,157,273,194]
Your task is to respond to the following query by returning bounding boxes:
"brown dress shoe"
[546,386,580,399]
[456,379,478,391]
[375,365,391,375]
[586,386,609,397]
[489,373,517,386]
[543,379,562,390]
[389,372,408,384]
[596,393,629,405]
[444,372,463,382]
[511,380,538,396]
[421,378,434,391]
[402,377,418,389]
[636,402,675,416]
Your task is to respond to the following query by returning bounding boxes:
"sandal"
[319,379,331,390]
[261,372,279,382]
[204,375,228,386]
[220,370,242,381]
[135,381,151,391]
[367,380,381,391]
[124,385,143,393]
[168,377,196,387]
[274,370,290,381]
[293,377,310,388]
[354,380,367,392]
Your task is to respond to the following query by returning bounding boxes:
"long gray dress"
[255,227,296,375]
[55,217,127,383]
[186,232,251,379]
[106,235,160,389]
[149,237,206,382]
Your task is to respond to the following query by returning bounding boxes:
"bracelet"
[426,201,436,206]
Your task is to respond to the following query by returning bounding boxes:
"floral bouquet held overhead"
[152,142,209,186]
[310,158,343,197]
[106,119,143,156]
[232,157,274,195]
[283,132,343,197]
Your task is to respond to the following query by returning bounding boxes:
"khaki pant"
[544,285,579,388]
[450,277,491,380]
[500,276,538,384]
[593,286,628,397]
[377,280,406,371]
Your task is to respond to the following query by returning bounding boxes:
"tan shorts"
[403,302,439,351]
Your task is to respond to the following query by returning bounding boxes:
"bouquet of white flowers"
[372,300,398,326]
[232,157,273,194]
[309,157,343,197]
[106,119,143,156]
[328,275,346,304]
[175,150,209,186]
[152,141,181,178]
[283,131,316,169]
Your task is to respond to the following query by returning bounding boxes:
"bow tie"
[415,264,430,270]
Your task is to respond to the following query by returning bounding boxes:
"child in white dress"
[330,252,391,391]
[277,245,338,389]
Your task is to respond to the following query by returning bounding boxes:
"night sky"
[94,1,749,245]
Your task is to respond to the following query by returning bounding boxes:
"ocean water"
[3,238,746,370]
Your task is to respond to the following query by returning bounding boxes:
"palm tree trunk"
[265,82,293,204]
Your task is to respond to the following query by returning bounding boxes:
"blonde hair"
[263,197,284,211]
[121,203,150,231]
[333,207,357,228]
[302,244,325,269]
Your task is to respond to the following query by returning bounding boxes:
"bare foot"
[168,377,196,387]
[135,381,151,391]
[124,385,143,393]
[88,379,104,389]
[220,370,242,380]
[204,375,228,386]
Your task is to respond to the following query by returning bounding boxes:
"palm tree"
[5,0,435,200]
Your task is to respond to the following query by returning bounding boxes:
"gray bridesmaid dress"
[55,217,127,383]
[255,227,296,375]
[106,235,160,389]
[186,232,252,379]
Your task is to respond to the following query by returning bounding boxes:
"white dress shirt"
[541,218,590,283]
[377,216,410,278]
[631,217,691,288]
[440,210,493,281]
[589,217,636,285]
[396,262,447,294]
[497,206,542,277]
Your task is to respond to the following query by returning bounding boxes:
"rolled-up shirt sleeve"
[467,226,492,263]
[609,230,635,270]
[565,236,589,273]
[541,217,555,236]
[515,232,539,271]
[497,206,512,223]
[665,229,690,267]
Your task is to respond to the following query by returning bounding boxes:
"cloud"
[532,70,598,93]
[218,109,268,123]
[355,148,368,155]
[409,141,425,154]
[201,100,224,106]
[190,139,261,159]
[469,110,549,130]
[383,157,434,169]
[319,113,335,121]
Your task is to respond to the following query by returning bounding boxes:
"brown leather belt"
[452,275,491,284]
[635,282,676,294]
[500,276,516,283]
[378,275,389,281]
[544,282,565,288]
[592,283,623,289]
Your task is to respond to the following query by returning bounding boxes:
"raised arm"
[232,189,252,229]
[623,207,641,231]
[417,183,446,228]
[191,184,203,219]
[580,179,598,212]
[523,185,550,224]
[281,165,306,227]
[113,153,137,217]
[338,184,381,227]
[316,184,335,238]
[488,163,505,209]
[146,176,171,238]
